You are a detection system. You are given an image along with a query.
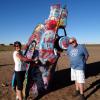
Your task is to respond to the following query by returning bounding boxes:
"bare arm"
[85,54,89,61]
[16,53,32,62]
[82,45,89,61]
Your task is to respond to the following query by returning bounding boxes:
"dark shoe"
[72,90,80,97]
[78,94,86,100]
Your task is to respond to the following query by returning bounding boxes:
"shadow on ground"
[35,61,100,99]
[85,61,100,78]
[85,61,100,99]
[50,61,100,92]
[0,64,13,67]
[85,79,100,99]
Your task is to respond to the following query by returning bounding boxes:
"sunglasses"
[69,40,75,44]
[15,45,20,47]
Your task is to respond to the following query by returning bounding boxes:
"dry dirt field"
[0,45,100,100]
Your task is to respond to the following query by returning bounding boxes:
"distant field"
[0,45,25,51]
[0,44,100,51]
[0,45,14,51]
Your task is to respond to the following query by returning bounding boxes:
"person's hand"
[34,57,39,61]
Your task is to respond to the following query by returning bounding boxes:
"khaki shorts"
[71,68,85,83]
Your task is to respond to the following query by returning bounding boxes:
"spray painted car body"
[23,4,69,98]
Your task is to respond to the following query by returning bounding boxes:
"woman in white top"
[13,41,32,100]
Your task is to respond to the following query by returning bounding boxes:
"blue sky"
[0,0,100,44]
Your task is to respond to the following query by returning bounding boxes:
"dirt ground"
[0,45,100,100]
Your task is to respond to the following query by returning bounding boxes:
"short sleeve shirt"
[67,44,89,70]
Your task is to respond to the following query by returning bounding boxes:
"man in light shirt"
[67,37,89,100]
